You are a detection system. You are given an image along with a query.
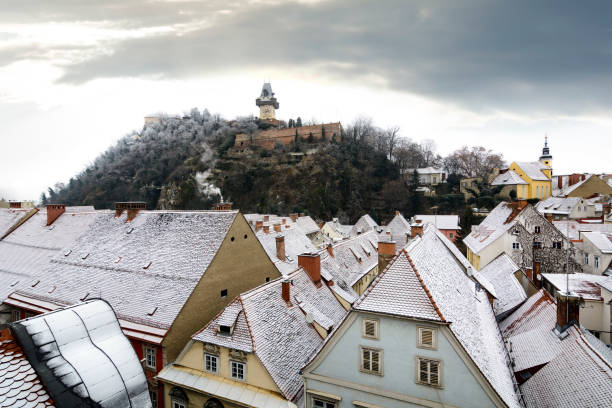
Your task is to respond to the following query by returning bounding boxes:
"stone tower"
[539,135,553,168]
[255,82,279,120]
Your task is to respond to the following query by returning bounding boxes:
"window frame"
[230,360,246,381]
[417,326,438,350]
[584,253,589,265]
[361,318,379,340]
[512,242,520,250]
[416,356,442,388]
[594,256,600,269]
[553,241,562,249]
[204,353,219,374]
[534,226,541,234]
[11,310,20,322]
[143,345,157,370]
[359,346,383,376]
[311,397,337,408]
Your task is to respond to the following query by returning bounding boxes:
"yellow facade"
[466,248,481,270]
[508,161,552,200]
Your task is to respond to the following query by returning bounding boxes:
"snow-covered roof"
[0,208,30,237]
[350,214,378,236]
[541,273,607,301]
[463,201,521,254]
[296,216,320,235]
[519,325,612,408]
[600,276,612,293]
[478,254,526,316]
[514,161,551,181]
[11,300,150,407]
[405,167,445,175]
[323,230,379,287]
[412,215,460,230]
[582,231,612,253]
[14,210,238,329]
[255,226,319,275]
[0,328,53,407]
[535,197,581,215]
[500,289,555,337]
[357,225,520,408]
[557,176,589,196]
[380,212,411,252]
[553,220,612,240]
[0,207,102,302]
[193,268,346,402]
[491,170,528,186]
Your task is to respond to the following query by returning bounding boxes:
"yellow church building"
[491,138,553,200]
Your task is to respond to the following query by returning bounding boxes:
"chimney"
[533,260,541,287]
[281,279,292,305]
[282,218,286,224]
[273,223,281,232]
[46,204,66,226]
[555,291,581,334]
[526,268,533,281]
[299,212,305,218]
[411,223,424,238]
[263,224,270,234]
[298,253,321,286]
[581,174,586,181]
[264,215,270,222]
[395,210,400,216]
[326,244,334,257]
[255,220,263,231]
[213,202,232,211]
[558,177,563,189]
[115,202,146,221]
[276,236,285,261]
[290,213,298,222]
[378,241,396,272]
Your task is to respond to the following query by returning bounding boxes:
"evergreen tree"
[308,132,314,143]
[321,126,326,141]
[408,169,422,214]
[296,117,302,127]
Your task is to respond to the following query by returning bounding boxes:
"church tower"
[256,82,279,120]
[539,135,553,167]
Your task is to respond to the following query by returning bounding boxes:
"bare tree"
[446,146,505,178]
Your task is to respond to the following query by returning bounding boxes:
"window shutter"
[362,348,371,370]
[364,320,376,337]
[419,359,429,382]
[371,351,380,372]
[429,360,440,385]
[419,328,434,347]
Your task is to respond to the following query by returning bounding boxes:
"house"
[599,276,612,344]
[321,218,352,241]
[499,289,612,407]
[403,167,446,185]
[552,219,612,241]
[464,201,579,276]
[157,264,347,408]
[490,170,528,199]
[3,300,151,407]
[0,205,100,323]
[505,138,553,200]
[303,224,521,408]
[553,173,612,198]
[0,206,36,239]
[411,214,460,242]
[473,253,529,319]
[541,273,610,344]
[460,176,482,200]
[579,231,612,275]
[379,210,412,252]
[2,204,281,407]
[349,214,378,236]
[535,196,600,220]
[246,213,331,248]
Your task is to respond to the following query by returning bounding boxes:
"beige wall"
[600,288,612,345]
[163,214,281,361]
[351,265,379,295]
[566,176,612,198]
[579,300,606,341]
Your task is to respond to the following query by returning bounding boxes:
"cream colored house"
[157,262,347,408]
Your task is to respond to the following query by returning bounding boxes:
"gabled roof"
[541,273,607,301]
[413,215,461,230]
[553,220,612,240]
[296,216,320,235]
[350,214,378,236]
[500,289,556,338]
[464,202,520,253]
[0,208,31,238]
[514,161,551,181]
[0,328,53,407]
[12,210,238,329]
[193,268,346,402]
[11,300,150,407]
[323,230,379,287]
[491,170,528,186]
[478,254,526,316]
[254,226,319,275]
[380,212,411,252]
[582,231,612,253]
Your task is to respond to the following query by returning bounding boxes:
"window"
[149,390,158,408]
[584,253,589,265]
[360,346,382,375]
[362,319,379,339]
[11,310,20,322]
[220,289,228,298]
[595,256,600,268]
[417,327,437,349]
[533,241,542,249]
[512,242,520,250]
[169,387,188,408]
[534,226,541,234]
[231,360,245,380]
[417,357,441,387]
[449,233,454,239]
[553,241,562,249]
[205,354,218,373]
[312,398,336,408]
[144,345,156,370]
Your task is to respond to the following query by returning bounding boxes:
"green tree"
[296,117,302,127]
[408,169,422,214]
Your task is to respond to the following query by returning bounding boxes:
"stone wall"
[235,122,342,150]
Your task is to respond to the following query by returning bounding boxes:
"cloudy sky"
[1,0,611,200]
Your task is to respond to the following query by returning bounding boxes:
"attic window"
[82,253,89,260]
[417,327,437,350]
[127,227,134,234]
[218,325,232,335]
[147,307,158,316]
[143,261,152,269]
[64,249,72,256]
[220,289,228,298]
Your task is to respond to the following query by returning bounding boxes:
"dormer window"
[218,324,233,336]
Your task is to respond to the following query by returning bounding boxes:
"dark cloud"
[4,0,612,114]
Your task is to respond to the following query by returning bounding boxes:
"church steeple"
[539,135,552,168]
[256,82,279,120]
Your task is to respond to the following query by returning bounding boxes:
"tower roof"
[540,135,552,160]
[256,82,279,108]
[260,82,274,98]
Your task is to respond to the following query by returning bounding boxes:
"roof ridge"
[353,249,402,308]
[238,296,256,351]
[240,269,302,300]
[405,252,446,322]
[573,326,612,372]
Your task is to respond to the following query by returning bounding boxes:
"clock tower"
[256,82,279,120]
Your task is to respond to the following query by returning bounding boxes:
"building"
[379,210,412,252]
[535,196,600,220]
[500,289,612,407]
[321,218,352,241]
[2,204,281,407]
[303,224,521,408]
[411,214,460,242]
[490,170,528,199]
[235,122,342,150]
[464,201,579,275]
[157,265,347,408]
[578,231,612,275]
[3,300,151,407]
[256,82,279,120]
[403,167,446,185]
[554,173,612,198]
[350,214,379,236]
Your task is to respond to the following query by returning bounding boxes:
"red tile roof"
[0,329,53,408]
